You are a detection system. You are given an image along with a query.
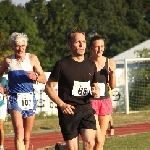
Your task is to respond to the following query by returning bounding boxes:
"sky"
[12,0,49,5]
[12,0,30,5]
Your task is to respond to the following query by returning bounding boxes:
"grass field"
[104,132,150,150]
[5,111,150,149]
[4,111,150,134]
[45,132,150,150]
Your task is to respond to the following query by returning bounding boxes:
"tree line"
[0,0,150,71]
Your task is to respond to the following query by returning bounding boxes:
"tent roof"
[112,39,150,64]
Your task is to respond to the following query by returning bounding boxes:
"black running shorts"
[58,104,96,141]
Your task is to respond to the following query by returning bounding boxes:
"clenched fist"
[91,86,100,98]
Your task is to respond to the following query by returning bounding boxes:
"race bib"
[72,81,91,96]
[98,83,105,96]
[17,92,33,110]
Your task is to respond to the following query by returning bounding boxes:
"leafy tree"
[24,0,150,71]
[0,0,13,63]
[0,0,45,71]
[25,0,90,70]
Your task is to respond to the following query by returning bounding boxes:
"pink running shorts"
[90,98,113,116]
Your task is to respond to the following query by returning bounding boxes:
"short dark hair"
[90,33,105,47]
[67,29,85,43]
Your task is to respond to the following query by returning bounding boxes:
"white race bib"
[72,81,91,96]
[98,83,105,96]
[17,92,33,110]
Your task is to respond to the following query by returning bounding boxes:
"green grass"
[43,132,150,150]
[111,111,150,125]
[4,113,60,134]
[5,111,150,149]
[104,133,150,150]
[4,111,150,134]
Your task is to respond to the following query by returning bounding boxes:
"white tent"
[112,39,150,64]
[110,39,150,111]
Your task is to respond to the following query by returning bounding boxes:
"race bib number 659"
[72,81,91,96]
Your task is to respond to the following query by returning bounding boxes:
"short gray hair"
[9,32,29,45]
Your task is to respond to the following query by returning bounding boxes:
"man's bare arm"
[0,57,9,82]
[0,57,9,93]
[45,78,75,114]
[29,54,47,84]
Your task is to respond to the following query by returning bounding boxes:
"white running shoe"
[110,129,114,136]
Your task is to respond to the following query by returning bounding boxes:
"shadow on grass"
[40,127,51,130]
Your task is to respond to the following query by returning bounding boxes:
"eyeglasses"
[15,45,26,49]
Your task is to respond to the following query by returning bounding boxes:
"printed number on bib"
[72,81,91,96]
[98,83,105,96]
[17,92,33,110]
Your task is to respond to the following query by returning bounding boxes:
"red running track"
[4,122,150,150]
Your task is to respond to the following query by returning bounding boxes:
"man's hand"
[60,103,75,115]
[27,71,37,81]
[91,86,100,98]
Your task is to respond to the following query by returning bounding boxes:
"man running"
[0,32,47,150]
[45,30,99,150]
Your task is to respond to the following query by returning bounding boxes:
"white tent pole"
[124,59,129,114]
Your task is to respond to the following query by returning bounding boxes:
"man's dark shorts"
[58,104,96,141]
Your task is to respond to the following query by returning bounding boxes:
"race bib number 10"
[72,81,91,96]
[17,92,33,110]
